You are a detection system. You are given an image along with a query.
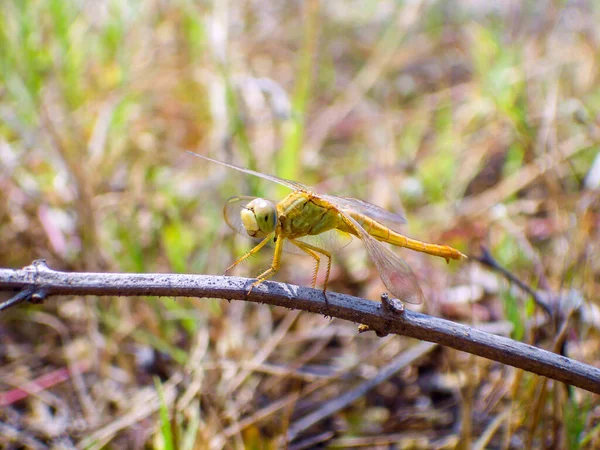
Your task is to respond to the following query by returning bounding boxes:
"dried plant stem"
[1,261,599,395]
[286,341,437,442]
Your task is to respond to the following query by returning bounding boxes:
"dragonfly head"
[241,198,277,238]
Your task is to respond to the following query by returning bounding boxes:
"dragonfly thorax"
[240,198,277,238]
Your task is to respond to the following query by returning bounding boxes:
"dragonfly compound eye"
[241,198,277,238]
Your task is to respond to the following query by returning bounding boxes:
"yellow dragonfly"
[189,152,466,304]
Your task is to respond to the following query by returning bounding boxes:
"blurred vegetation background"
[1,0,600,448]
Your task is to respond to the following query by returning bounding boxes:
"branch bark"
[1,260,599,395]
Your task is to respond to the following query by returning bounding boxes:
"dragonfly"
[189,152,466,304]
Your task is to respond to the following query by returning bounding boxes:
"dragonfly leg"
[225,235,272,274]
[249,235,284,294]
[289,240,320,289]
[290,240,332,305]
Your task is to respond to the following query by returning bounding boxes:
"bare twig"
[0,288,37,311]
[1,260,599,395]
[475,245,553,317]
[0,286,47,311]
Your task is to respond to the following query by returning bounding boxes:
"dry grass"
[1,0,599,448]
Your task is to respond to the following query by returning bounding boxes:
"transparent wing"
[294,229,353,253]
[223,196,257,236]
[188,151,311,192]
[320,194,406,227]
[223,196,353,255]
[337,209,423,304]
[189,152,407,226]
[190,152,406,227]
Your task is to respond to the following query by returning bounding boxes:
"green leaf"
[155,377,175,450]
[503,289,524,341]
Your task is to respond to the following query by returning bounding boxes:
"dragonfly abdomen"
[351,213,466,262]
